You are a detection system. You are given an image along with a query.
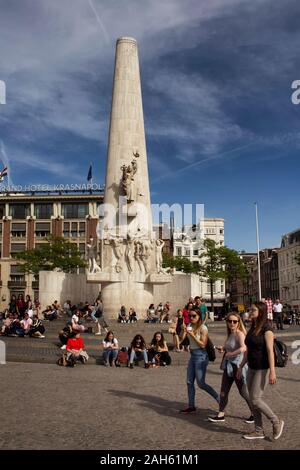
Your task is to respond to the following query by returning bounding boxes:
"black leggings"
[219,365,252,413]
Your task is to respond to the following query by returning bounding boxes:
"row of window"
[0,203,92,220]
[0,221,87,239]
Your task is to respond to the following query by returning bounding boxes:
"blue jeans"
[129,349,148,364]
[187,348,219,407]
[103,349,118,363]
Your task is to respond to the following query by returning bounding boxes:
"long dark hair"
[131,334,146,349]
[104,330,115,342]
[151,332,165,348]
[251,302,268,336]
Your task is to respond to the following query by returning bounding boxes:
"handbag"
[206,337,216,362]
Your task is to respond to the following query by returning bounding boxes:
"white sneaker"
[61,345,66,350]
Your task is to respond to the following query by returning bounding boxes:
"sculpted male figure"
[86,237,101,273]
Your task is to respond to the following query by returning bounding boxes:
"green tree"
[199,239,248,313]
[15,236,87,275]
[162,253,199,274]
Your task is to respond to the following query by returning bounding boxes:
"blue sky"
[0,0,300,251]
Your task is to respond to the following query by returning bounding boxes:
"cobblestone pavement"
[1,325,300,450]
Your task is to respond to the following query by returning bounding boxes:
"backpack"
[206,337,216,362]
[57,354,68,367]
[117,348,129,366]
[274,338,288,367]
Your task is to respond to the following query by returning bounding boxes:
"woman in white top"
[180,309,219,413]
[102,331,119,367]
[208,312,254,423]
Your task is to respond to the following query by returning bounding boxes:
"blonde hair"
[226,312,247,337]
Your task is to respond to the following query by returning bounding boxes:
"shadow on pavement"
[108,389,243,436]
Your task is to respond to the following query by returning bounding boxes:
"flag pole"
[255,202,262,300]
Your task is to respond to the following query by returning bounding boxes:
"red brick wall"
[86,218,97,241]
[52,219,63,237]
[2,219,11,257]
[27,219,35,249]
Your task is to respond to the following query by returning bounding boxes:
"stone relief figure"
[134,240,143,271]
[125,235,134,273]
[86,237,101,274]
[133,150,140,159]
[120,159,138,202]
[110,238,124,273]
[141,239,153,274]
[155,239,165,274]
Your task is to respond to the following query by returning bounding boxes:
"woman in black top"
[238,302,284,440]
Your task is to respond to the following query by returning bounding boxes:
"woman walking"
[208,312,253,423]
[180,309,219,413]
[237,302,284,440]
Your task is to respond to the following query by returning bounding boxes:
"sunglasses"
[189,314,198,319]
[227,319,239,324]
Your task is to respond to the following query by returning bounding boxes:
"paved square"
[1,324,299,450]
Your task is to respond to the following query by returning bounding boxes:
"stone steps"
[1,318,235,366]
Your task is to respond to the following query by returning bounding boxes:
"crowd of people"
[0,293,288,440]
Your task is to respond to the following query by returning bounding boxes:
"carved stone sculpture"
[110,238,124,273]
[86,237,101,273]
[155,239,165,274]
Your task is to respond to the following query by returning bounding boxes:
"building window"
[34,203,53,219]
[185,249,190,257]
[10,243,26,256]
[176,247,182,256]
[0,222,2,238]
[11,223,26,238]
[220,229,224,234]
[35,222,51,238]
[193,249,199,256]
[79,222,86,238]
[62,203,88,219]
[10,265,25,283]
[9,204,30,219]
[63,221,86,238]
[71,222,78,237]
[0,205,4,218]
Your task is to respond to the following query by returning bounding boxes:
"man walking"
[273,299,283,330]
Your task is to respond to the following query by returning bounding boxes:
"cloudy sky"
[0,0,300,251]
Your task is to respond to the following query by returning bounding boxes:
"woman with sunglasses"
[180,309,219,413]
[237,302,284,440]
[208,313,254,423]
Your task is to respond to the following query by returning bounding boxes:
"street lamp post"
[255,202,262,300]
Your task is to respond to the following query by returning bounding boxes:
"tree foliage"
[15,236,87,275]
[162,253,199,274]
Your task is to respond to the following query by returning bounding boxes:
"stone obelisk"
[87,37,171,318]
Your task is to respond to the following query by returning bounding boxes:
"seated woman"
[128,334,149,369]
[43,305,57,321]
[20,312,33,336]
[29,316,45,338]
[102,331,119,366]
[1,313,14,335]
[71,310,87,333]
[148,332,171,366]
[128,308,137,323]
[118,305,128,323]
[59,323,73,349]
[66,332,89,366]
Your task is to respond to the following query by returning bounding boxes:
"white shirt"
[72,314,79,323]
[21,318,32,330]
[273,303,283,313]
[103,339,118,348]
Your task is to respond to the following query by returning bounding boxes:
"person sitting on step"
[128,334,149,369]
[148,332,171,366]
[102,331,119,366]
